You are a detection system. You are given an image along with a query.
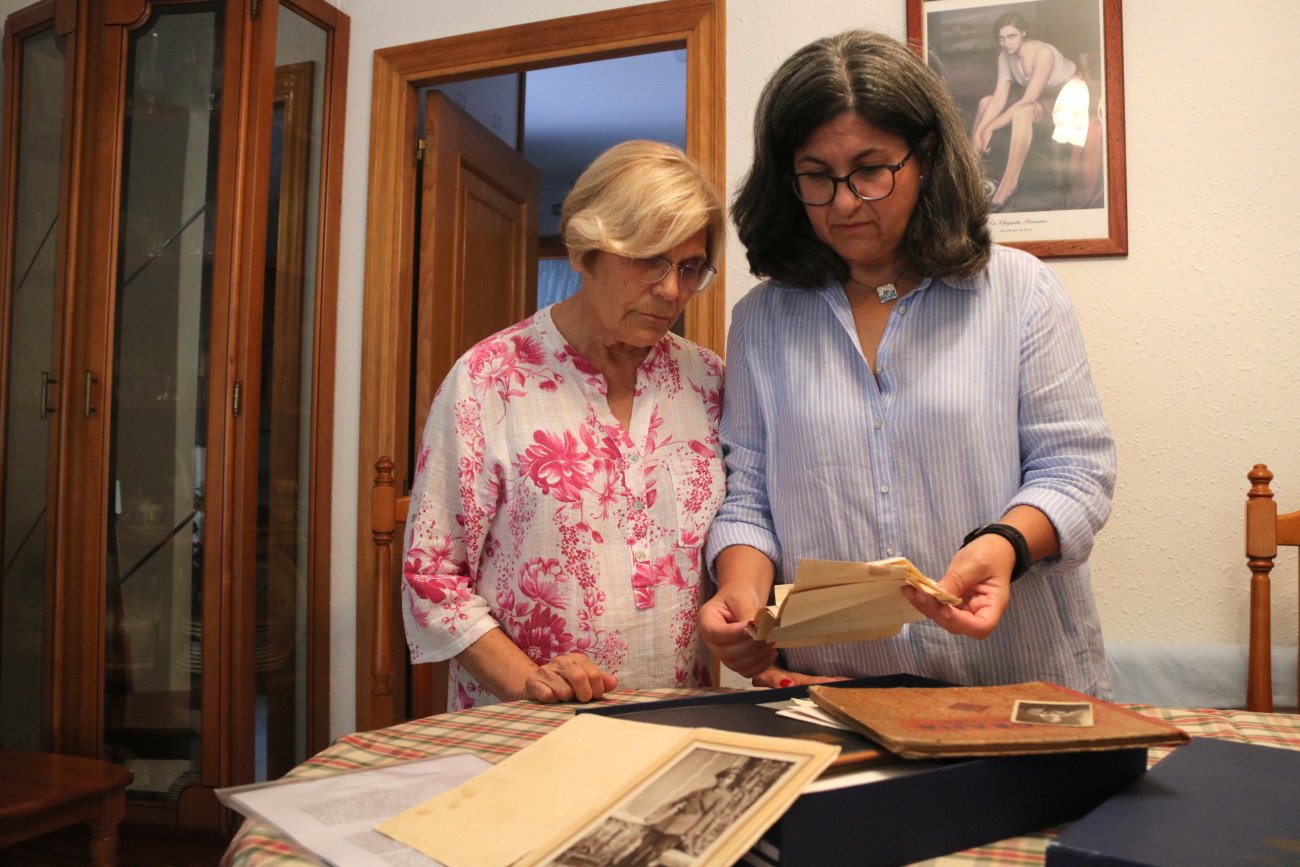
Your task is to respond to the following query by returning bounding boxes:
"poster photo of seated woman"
[910,0,1126,255]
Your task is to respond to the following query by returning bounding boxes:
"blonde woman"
[401,141,726,710]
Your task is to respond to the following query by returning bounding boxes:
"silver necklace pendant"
[875,283,898,303]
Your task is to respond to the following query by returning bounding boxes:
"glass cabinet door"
[255,3,330,781]
[0,0,346,830]
[0,15,65,753]
[104,1,223,802]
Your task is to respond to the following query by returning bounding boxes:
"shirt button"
[880,484,890,494]
[633,500,644,511]
[630,454,639,463]
[886,546,897,556]
[898,305,907,315]
[635,551,648,563]
[873,419,883,430]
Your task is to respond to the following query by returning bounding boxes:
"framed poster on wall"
[908,0,1127,257]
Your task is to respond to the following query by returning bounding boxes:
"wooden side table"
[0,749,134,866]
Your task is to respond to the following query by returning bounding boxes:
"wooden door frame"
[355,0,726,731]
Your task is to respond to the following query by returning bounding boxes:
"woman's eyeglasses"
[629,255,718,294]
[790,146,915,205]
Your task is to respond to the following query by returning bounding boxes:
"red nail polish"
[779,678,794,687]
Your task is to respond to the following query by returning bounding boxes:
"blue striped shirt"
[705,245,1116,697]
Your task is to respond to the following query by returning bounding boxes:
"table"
[0,749,134,867]
[222,689,1300,866]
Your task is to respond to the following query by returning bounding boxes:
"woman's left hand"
[902,535,1013,638]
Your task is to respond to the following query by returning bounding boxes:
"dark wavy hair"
[732,30,991,288]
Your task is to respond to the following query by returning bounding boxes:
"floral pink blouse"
[401,307,725,710]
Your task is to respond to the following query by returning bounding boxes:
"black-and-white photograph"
[1012,700,1095,727]
[909,0,1127,256]
[537,746,796,867]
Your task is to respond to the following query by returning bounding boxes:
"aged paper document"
[376,712,838,867]
[218,753,491,865]
[747,556,959,647]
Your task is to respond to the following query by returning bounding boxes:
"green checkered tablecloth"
[222,690,1300,866]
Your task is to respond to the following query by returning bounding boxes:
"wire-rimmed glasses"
[628,255,718,294]
[790,146,916,205]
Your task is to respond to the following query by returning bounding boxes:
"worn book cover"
[747,557,959,647]
[807,681,1189,758]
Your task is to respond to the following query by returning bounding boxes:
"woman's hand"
[519,653,618,703]
[903,535,1013,639]
[751,666,847,689]
[972,126,993,153]
[699,585,777,678]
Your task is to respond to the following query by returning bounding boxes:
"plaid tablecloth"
[223,690,1300,866]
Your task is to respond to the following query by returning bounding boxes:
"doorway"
[354,0,724,731]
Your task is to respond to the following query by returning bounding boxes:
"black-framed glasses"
[790,146,916,206]
[628,255,718,294]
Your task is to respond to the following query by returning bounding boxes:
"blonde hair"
[561,140,724,271]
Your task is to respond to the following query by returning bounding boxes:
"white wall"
[330,0,1300,733]
[3,0,1295,736]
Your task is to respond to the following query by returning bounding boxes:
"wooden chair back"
[1244,463,1300,712]
[371,457,449,728]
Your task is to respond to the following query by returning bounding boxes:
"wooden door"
[406,91,539,717]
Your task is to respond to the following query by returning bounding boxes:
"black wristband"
[963,523,1031,581]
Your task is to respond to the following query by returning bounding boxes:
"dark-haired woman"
[698,31,1115,697]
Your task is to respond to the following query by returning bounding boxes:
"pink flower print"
[415,444,431,478]
[516,607,576,663]
[692,381,723,427]
[467,340,524,401]
[644,406,666,454]
[498,588,528,619]
[652,553,688,590]
[405,537,470,605]
[407,572,470,606]
[518,430,592,503]
[519,558,567,609]
[510,334,547,367]
[632,560,656,609]
[688,439,716,459]
[631,553,688,609]
[579,424,623,467]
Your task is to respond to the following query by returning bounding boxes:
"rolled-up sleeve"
[1006,264,1116,568]
[704,298,783,570]
[400,365,499,662]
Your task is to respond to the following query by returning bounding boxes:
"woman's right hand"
[519,653,618,703]
[699,586,777,678]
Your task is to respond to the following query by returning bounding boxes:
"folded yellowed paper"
[747,556,959,648]
[375,712,839,867]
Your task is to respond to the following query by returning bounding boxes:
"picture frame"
[907,0,1127,257]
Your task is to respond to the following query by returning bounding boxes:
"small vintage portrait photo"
[1012,699,1095,727]
[537,745,795,867]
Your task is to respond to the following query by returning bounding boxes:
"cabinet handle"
[84,370,98,418]
[40,371,57,418]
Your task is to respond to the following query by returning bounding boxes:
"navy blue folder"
[1046,737,1300,866]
